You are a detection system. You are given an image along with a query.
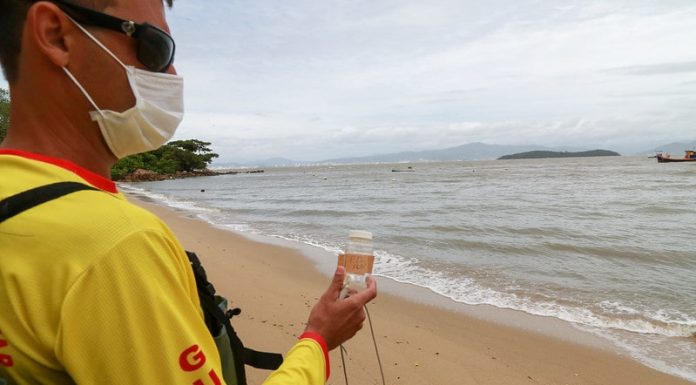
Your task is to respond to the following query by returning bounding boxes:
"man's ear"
[26,2,76,68]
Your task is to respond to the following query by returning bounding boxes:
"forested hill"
[498,150,620,160]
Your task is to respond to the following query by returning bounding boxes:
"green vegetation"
[498,150,620,160]
[0,88,9,142]
[111,139,219,180]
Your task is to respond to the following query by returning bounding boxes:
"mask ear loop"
[66,15,129,70]
[62,15,135,118]
[62,67,105,118]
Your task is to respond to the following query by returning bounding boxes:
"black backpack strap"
[243,347,284,370]
[187,251,283,380]
[0,181,98,223]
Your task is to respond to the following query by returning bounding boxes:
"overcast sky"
[4,0,696,163]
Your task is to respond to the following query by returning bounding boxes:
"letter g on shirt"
[179,345,222,385]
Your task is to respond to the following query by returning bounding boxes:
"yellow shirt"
[0,150,328,385]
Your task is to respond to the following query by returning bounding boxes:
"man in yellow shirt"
[0,0,377,384]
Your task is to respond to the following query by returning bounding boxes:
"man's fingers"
[346,275,377,305]
[365,274,376,288]
[328,265,346,297]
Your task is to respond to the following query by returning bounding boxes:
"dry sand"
[129,194,693,385]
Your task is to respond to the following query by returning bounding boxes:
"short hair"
[0,0,174,83]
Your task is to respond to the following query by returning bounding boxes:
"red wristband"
[299,331,330,380]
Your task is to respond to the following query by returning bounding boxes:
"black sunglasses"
[44,0,176,73]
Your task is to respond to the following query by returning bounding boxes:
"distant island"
[498,150,620,160]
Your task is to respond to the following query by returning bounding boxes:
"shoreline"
[127,192,694,385]
[116,168,265,182]
[214,222,616,352]
[129,190,613,349]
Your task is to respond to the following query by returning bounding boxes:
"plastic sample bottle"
[338,230,374,297]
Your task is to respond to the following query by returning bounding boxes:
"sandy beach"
[129,194,693,385]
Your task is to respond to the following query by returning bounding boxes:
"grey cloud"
[603,61,696,76]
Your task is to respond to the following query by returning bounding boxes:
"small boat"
[656,150,696,163]
[392,166,414,172]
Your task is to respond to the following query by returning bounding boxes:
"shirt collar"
[0,149,118,193]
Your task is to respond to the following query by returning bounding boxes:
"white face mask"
[62,19,184,159]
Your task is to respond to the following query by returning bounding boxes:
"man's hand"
[304,266,378,351]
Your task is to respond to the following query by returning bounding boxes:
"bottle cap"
[348,230,372,240]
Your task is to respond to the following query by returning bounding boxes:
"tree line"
[0,88,219,180]
[111,139,219,179]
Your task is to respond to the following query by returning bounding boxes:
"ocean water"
[121,156,696,382]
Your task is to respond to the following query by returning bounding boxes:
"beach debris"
[414,362,419,367]
[200,189,205,192]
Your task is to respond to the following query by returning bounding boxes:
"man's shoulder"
[2,182,177,255]
[0,153,182,257]
[58,189,176,246]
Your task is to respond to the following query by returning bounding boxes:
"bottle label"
[337,253,375,275]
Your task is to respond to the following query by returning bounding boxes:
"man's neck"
[4,82,118,179]
[0,129,115,178]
